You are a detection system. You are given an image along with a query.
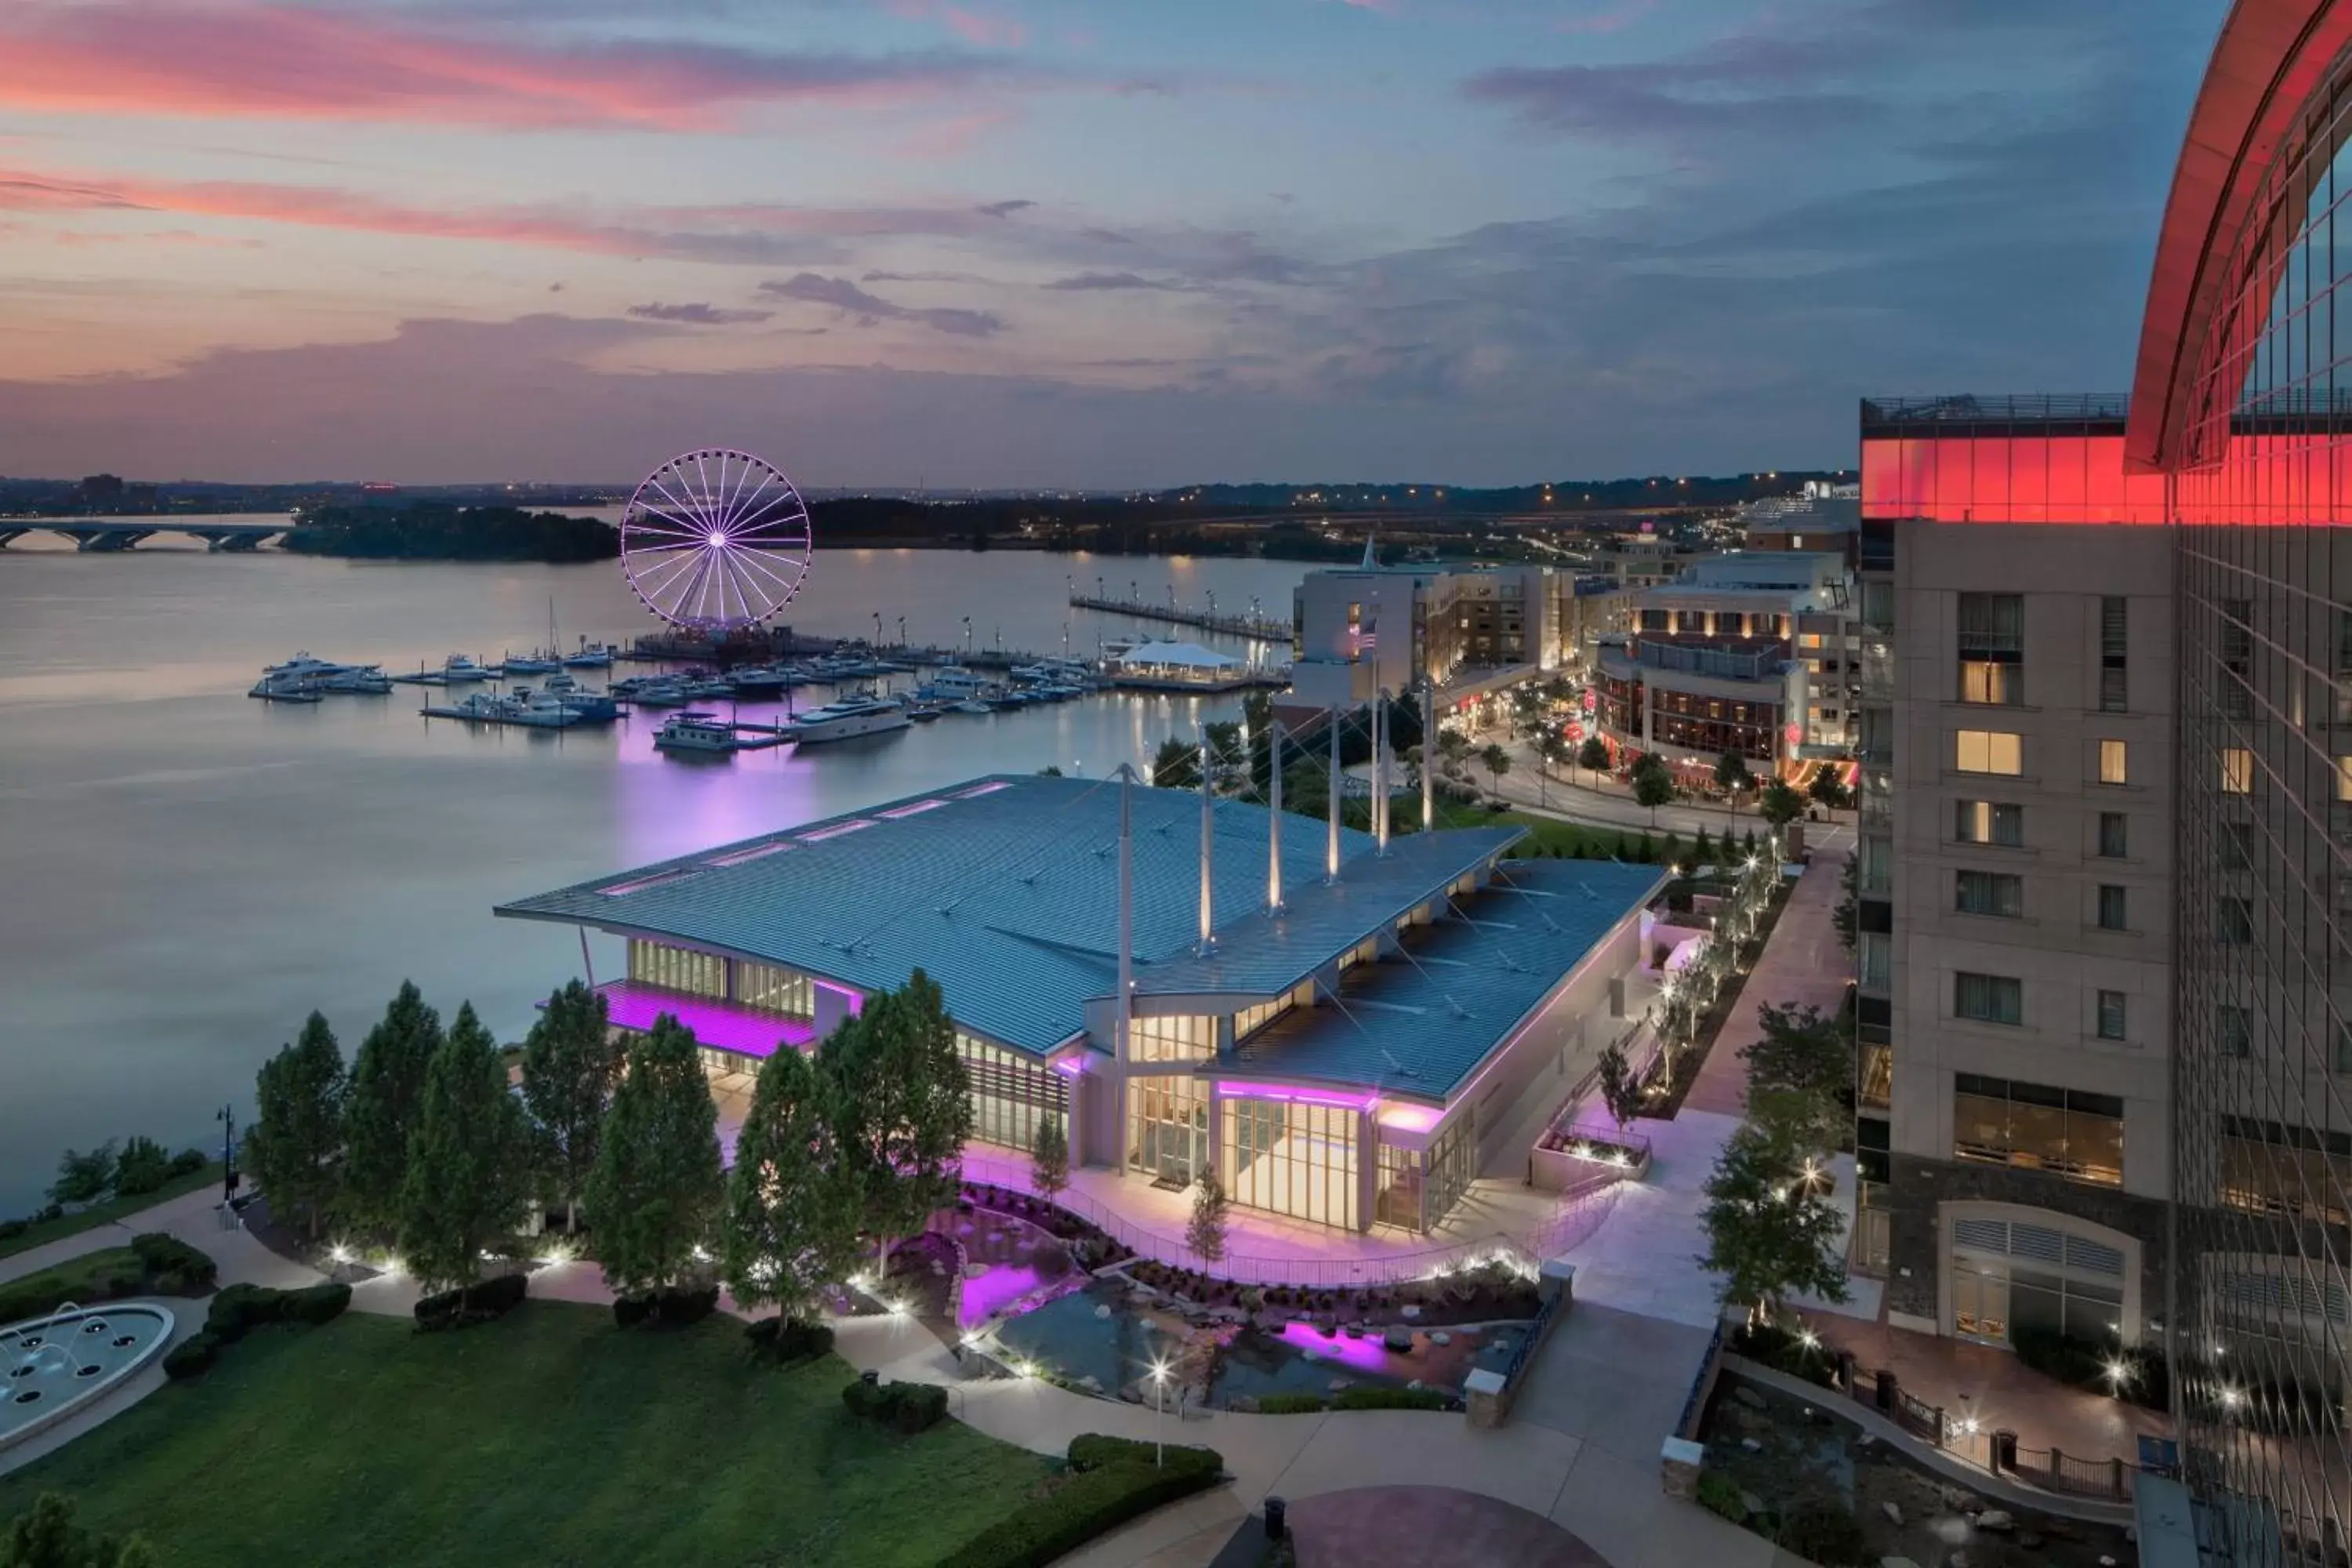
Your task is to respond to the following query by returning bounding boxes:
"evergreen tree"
[46,1145,115,1207]
[829,971,974,1266]
[723,1046,858,1327]
[1,1492,156,1568]
[246,1011,346,1240]
[585,1014,724,1301]
[339,981,444,1240]
[1186,1171,1229,1265]
[397,1003,530,1296]
[520,980,622,1231]
[1660,831,1682,869]
[1029,1116,1070,1205]
[1698,1120,1850,1324]
[1693,827,1714,864]
[1150,736,1200,790]
[1744,826,1761,862]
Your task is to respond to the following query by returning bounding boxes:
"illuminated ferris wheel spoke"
[731,550,797,606]
[633,548,705,605]
[717,459,764,533]
[728,486,799,535]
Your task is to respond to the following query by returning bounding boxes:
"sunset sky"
[0,0,2217,487]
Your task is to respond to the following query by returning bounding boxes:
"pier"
[1065,590,1290,643]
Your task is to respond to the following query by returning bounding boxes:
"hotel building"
[498,774,1661,1238]
[1287,558,1577,711]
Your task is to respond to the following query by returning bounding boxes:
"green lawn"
[0,1247,145,1320]
[0,1301,1053,1568]
[0,1164,225,1264]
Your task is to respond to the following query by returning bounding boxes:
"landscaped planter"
[1530,1133,1650,1189]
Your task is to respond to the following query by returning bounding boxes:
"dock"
[1066,592,1290,643]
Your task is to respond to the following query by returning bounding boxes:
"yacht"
[682,675,737,700]
[655,711,752,753]
[905,701,945,722]
[780,695,911,746]
[263,652,357,683]
[921,666,993,699]
[563,642,619,670]
[727,664,788,697]
[440,654,493,684]
[953,698,993,716]
[623,678,691,709]
[539,671,617,722]
[500,651,561,676]
[500,687,586,728]
[318,666,393,695]
[249,673,322,703]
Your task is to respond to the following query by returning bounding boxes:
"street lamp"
[1148,1357,1171,1467]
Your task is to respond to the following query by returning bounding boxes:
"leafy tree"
[1029,1116,1070,1205]
[586,1014,724,1301]
[1744,1003,1852,1119]
[110,1138,174,1199]
[397,1003,531,1295]
[1187,1171,1230,1265]
[829,971,973,1266]
[1697,1120,1850,1324]
[1596,1040,1642,1133]
[1479,742,1511,802]
[1757,779,1804,828]
[1035,764,1063,777]
[1577,735,1610,775]
[520,980,621,1232]
[723,1045,860,1327]
[1436,729,1471,768]
[245,1012,346,1239]
[1808,766,1849,810]
[1693,827,1714,864]
[1633,764,1675,825]
[1150,736,1200,790]
[1,1493,158,1568]
[1712,751,1753,808]
[47,1144,115,1207]
[339,981,445,1240]
[1832,852,1858,953]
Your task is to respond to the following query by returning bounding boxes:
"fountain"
[2,1301,177,1450]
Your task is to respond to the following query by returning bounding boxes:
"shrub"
[2012,1324,2170,1413]
[842,1376,949,1434]
[129,1233,216,1292]
[1777,1502,1869,1567]
[417,1274,526,1330]
[1331,1386,1449,1412]
[169,1148,209,1178]
[746,1316,834,1365]
[612,1294,654,1330]
[1254,1393,1329,1414]
[1730,1322,1839,1391]
[162,1331,222,1381]
[284,1281,352,1326]
[1694,1470,1746,1522]
[940,1436,1226,1568]
[113,1136,175,1198]
[0,1219,25,1241]
[1066,1435,1220,1475]
[205,1283,285,1343]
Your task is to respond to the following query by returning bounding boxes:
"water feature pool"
[987,1279,1520,1408]
[938,1208,1082,1330]
[2,1302,176,1448]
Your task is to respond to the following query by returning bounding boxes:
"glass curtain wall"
[1221,1096,1360,1231]
[626,939,724,999]
[957,1033,1067,1153]
[2168,45,2352,1554]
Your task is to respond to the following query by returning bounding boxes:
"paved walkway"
[1287,1486,1610,1567]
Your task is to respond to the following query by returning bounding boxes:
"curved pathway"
[1287,1486,1611,1568]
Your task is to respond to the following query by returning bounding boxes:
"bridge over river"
[0,519,290,552]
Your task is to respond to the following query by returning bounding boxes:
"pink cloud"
[0,2,1028,131]
[1555,0,1659,34]
[885,1,1028,50]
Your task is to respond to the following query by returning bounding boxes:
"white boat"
[953,699,993,716]
[500,688,586,728]
[501,652,561,676]
[263,652,358,682]
[319,666,393,695]
[440,654,493,684]
[625,679,691,709]
[540,671,618,721]
[564,642,618,670]
[249,673,322,703]
[923,666,993,699]
[781,695,912,745]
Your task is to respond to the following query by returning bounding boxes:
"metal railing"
[2010,1444,2130,1501]
[1676,1316,1728,1440]
[957,1149,1623,1290]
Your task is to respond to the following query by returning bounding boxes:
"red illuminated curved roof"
[2126,0,2352,472]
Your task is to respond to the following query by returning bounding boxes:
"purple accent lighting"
[593,982,815,1060]
[816,979,865,1017]
[1275,1320,1414,1377]
[1221,1084,1377,1112]
[956,1263,1050,1328]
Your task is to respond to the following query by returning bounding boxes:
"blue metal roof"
[1221,857,1664,1100]
[495,774,1481,1055]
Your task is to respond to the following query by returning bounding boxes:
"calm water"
[0,531,1308,1208]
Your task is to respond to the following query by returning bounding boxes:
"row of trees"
[245,972,976,1318]
[1698,1000,1855,1324]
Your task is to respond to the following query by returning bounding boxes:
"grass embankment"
[0,1165,224,1265]
[0,1301,1052,1568]
[0,1248,146,1321]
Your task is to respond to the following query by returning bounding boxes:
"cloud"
[0,1,1043,132]
[758,272,1006,336]
[626,302,774,325]
[1040,271,1180,292]
[976,199,1036,218]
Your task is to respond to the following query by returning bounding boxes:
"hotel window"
[2220,818,2254,870]
[2220,598,2255,720]
[626,940,724,1000]
[2097,811,2128,858]
[1954,971,2022,1026]
[2339,1022,2352,1075]
[957,1033,1068,1154]
[2096,885,2128,931]
[2098,597,2128,712]
[1955,730,2022,776]
[2219,896,2254,946]
[2220,746,2254,794]
[735,961,813,1019]
[2219,1118,2352,1229]
[1130,1014,1215,1064]
[1955,800,2023,848]
[1952,1073,2124,1186]
[2220,1005,2251,1058]
[2098,740,2128,786]
[1955,870,2023,919]
[1957,592,2024,705]
[2337,757,2352,803]
[1127,1077,1210,1187]
[1221,1095,1359,1231]
[2096,990,2126,1041]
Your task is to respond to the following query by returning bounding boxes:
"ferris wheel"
[619,448,813,633]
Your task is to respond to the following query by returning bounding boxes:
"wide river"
[0,524,1311,1208]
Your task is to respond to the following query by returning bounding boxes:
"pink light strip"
[878,799,949,819]
[800,819,874,843]
[1218,1083,1377,1112]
